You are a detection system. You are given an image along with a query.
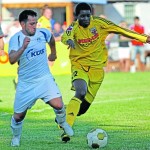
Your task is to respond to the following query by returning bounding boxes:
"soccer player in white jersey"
[8,10,73,147]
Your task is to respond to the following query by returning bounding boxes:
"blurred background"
[0,0,150,76]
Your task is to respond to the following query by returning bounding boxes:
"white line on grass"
[30,96,148,113]
[93,96,148,104]
[1,96,148,116]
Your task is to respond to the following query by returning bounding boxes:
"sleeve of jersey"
[39,28,51,42]
[106,22,148,43]
[61,22,76,45]
[8,35,19,54]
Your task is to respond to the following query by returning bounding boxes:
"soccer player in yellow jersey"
[37,5,52,31]
[61,2,150,142]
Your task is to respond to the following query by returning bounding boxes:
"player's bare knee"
[54,103,63,110]
[52,102,63,110]
[13,114,25,122]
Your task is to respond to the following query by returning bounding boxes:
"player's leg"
[65,67,88,128]
[77,99,91,116]
[42,77,73,142]
[11,82,37,146]
[11,111,27,146]
[60,79,87,142]
[47,97,73,137]
[78,67,105,116]
[66,79,87,127]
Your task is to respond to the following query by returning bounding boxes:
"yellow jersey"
[38,16,51,31]
[61,16,148,68]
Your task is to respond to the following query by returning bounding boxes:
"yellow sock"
[66,97,82,127]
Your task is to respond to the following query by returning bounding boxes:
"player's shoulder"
[38,16,45,22]
[10,31,22,40]
[36,28,51,35]
[68,21,78,28]
[92,16,113,25]
[65,21,78,33]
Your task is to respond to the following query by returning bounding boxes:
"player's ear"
[20,21,25,27]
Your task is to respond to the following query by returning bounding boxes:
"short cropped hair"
[19,10,37,23]
[74,2,92,16]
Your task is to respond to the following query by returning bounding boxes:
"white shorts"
[118,47,130,59]
[14,76,61,113]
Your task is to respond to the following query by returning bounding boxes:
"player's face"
[134,19,140,25]
[44,8,52,19]
[24,16,37,36]
[77,10,91,28]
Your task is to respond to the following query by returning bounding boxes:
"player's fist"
[22,37,30,50]
[48,53,57,61]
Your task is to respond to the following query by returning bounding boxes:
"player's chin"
[30,32,36,36]
[83,22,90,28]
[31,29,36,35]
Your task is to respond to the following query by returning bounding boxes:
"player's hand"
[67,39,75,49]
[146,36,150,44]
[48,53,57,61]
[22,37,30,50]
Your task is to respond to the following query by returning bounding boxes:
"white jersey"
[9,28,52,82]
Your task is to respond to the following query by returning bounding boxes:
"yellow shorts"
[71,65,104,104]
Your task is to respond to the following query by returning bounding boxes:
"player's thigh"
[39,77,62,104]
[14,83,37,113]
[71,65,89,90]
[85,68,104,104]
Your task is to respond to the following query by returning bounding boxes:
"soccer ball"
[87,128,108,149]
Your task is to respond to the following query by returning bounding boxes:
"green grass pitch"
[0,72,150,150]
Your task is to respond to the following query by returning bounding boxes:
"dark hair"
[19,10,37,23]
[74,2,92,16]
[134,16,139,20]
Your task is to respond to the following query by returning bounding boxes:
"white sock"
[54,106,66,126]
[11,116,23,137]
